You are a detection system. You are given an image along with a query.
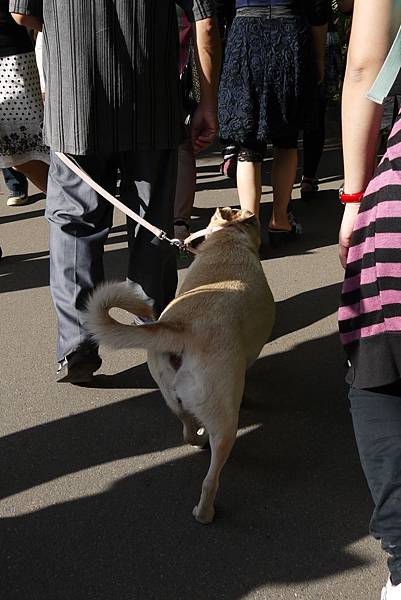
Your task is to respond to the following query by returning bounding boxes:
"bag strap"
[368,24,401,104]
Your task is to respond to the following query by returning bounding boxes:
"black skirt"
[218,15,317,147]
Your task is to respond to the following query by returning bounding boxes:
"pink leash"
[56,152,223,255]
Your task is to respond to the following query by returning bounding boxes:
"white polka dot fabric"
[0,51,49,168]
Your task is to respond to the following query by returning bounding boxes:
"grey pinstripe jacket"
[9,0,215,155]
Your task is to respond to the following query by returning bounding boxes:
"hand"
[339,203,361,268]
[190,104,218,153]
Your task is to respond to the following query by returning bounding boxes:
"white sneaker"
[381,577,401,599]
[7,192,28,206]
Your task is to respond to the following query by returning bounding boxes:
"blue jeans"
[350,381,401,585]
[2,168,28,195]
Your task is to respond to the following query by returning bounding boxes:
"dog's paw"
[193,504,215,524]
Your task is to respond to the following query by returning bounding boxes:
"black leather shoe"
[57,346,102,384]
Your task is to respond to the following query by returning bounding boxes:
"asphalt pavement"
[0,118,388,600]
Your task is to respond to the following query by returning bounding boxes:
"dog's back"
[162,228,274,366]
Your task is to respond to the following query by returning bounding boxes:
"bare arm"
[191,16,221,152]
[11,13,42,30]
[339,0,396,267]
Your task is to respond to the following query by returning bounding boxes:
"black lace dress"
[218,1,329,149]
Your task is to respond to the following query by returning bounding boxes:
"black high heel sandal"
[300,176,319,200]
[268,218,303,247]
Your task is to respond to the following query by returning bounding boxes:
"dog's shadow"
[1,325,375,600]
[89,361,155,389]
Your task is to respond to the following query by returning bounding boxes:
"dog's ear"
[211,207,258,228]
[236,210,256,223]
[218,207,236,221]
[230,210,259,229]
[211,206,234,224]
[213,207,225,220]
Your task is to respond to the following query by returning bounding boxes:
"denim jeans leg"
[2,168,28,195]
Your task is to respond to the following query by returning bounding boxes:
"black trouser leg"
[120,149,178,317]
[350,382,401,585]
[303,88,327,179]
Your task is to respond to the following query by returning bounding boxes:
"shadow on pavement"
[0,246,129,293]
[0,207,44,226]
[272,281,342,341]
[24,192,46,205]
[1,332,373,600]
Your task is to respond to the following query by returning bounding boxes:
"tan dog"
[85,207,275,523]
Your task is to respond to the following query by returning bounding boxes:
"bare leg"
[269,147,298,231]
[193,423,238,524]
[14,160,49,193]
[236,160,262,215]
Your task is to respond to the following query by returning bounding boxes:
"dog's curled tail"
[84,281,184,354]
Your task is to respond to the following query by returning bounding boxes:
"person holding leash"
[10,0,220,384]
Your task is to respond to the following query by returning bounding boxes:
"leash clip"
[169,237,187,251]
[159,231,189,252]
[158,230,181,245]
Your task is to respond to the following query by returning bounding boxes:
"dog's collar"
[166,225,225,256]
[182,226,224,249]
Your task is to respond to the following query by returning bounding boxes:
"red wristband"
[339,187,365,204]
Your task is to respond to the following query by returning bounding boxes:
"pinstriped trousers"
[45,149,178,361]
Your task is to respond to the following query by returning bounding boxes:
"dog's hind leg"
[148,353,209,448]
[192,419,238,525]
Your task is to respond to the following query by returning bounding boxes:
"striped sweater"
[339,115,401,388]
